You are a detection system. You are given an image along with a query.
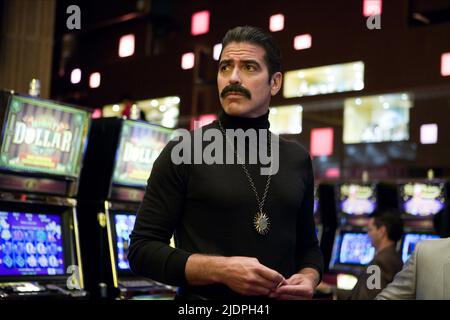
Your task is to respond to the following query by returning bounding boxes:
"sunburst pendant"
[254,212,270,235]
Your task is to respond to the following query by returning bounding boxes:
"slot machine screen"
[313,186,319,215]
[0,95,90,177]
[112,120,173,188]
[399,182,445,217]
[0,211,65,276]
[113,213,136,271]
[338,183,377,216]
[401,233,439,263]
[337,232,375,266]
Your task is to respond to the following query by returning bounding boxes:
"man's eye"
[245,64,256,71]
[220,65,231,71]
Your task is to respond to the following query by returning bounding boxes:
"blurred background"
[1,0,449,179]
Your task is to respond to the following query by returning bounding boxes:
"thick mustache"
[220,85,251,99]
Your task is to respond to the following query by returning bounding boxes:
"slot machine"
[77,117,175,299]
[397,178,449,263]
[316,182,338,273]
[328,180,398,297]
[0,90,90,299]
[313,184,322,244]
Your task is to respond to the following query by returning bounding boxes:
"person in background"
[348,209,404,300]
[121,94,146,120]
[376,206,450,300]
[376,237,450,300]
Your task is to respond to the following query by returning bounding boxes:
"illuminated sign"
[0,96,90,177]
[112,121,173,187]
[343,93,412,144]
[284,61,364,98]
[339,184,376,215]
[269,105,302,134]
[401,183,445,216]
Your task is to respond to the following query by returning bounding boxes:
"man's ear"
[379,225,387,238]
[270,72,283,96]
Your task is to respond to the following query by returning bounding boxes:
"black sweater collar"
[217,109,270,130]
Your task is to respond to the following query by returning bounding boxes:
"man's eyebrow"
[219,59,261,66]
[241,59,261,66]
[219,59,232,66]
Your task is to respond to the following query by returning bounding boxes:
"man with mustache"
[129,26,323,300]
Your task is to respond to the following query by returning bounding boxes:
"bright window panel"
[269,105,302,134]
[102,96,180,128]
[283,61,364,98]
[343,93,412,144]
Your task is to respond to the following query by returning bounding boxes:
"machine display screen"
[337,232,375,266]
[0,95,90,177]
[401,233,439,263]
[339,183,376,215]
[114,213,136,270]
[313,186,319,215]
[112,120,173,187]
[400,182,445,217]
[0,211,65,276]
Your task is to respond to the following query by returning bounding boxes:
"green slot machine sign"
[0,95,90,177]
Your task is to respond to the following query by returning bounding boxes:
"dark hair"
[220,26,281,82]
[369,209,404,243]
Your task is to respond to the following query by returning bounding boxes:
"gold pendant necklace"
[218,119,273,236]
[254,212,270,235]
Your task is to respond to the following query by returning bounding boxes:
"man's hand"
[268,268,319,300]
[185,254,285,296]
[220,256,286,296]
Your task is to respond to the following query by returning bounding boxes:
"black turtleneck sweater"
[128,110,324,299]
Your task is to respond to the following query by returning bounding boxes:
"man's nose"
[229,66,241,84]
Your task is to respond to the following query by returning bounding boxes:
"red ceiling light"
[191,10,210,36]
[363,0,382,17]
[293,34,312,50]
[191,114,217,130]
[118,34,135,58]
[198,114,217,127]
[269,14,284,32]
[310,128,334,157]
[441,53,450,76]
[92,108,102,119]
[325,167,340,178]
